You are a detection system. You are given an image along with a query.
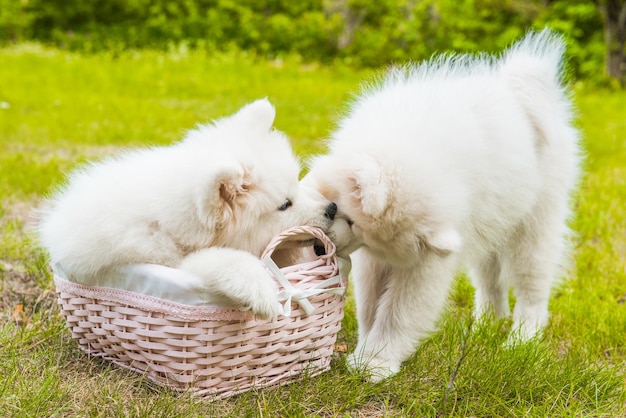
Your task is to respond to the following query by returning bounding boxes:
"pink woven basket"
[54,226,346,400]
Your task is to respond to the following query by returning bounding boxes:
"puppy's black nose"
[324,202,337,221]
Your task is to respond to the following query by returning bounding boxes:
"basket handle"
[262,255,344,316]
[261,226,336,259]
[260,226,342,317]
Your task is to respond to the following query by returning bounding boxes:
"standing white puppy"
[304,30,581,381]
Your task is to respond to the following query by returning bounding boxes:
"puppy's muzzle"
[324,202,337,221]
[313,202,338,256]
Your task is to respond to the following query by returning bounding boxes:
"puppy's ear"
[424,227,462,254]
[196,163,253,230]
[232,98,275,133]
[348,158,389,218]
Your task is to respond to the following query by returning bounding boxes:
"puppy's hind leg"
[503,202,569,342]
[178,248,283,320]
[470,253,509,321]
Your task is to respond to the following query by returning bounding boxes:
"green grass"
[1,43,625,417]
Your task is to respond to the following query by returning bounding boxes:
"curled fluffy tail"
[499,29,572,147]
[501,29,566,86]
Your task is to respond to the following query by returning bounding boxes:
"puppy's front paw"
[241,289,283,321]
[236,262,283,320]
[347,351,399,382]
[179,248,283,321]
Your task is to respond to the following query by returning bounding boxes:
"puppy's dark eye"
[278,198,293,211]
[347,219,354,227]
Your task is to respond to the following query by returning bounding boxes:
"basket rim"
[54,274,255,321]
[54,260,343,322]
[54,226,343,321]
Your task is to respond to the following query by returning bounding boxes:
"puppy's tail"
[499,29,573,147]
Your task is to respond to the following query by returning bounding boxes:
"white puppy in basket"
[304,30,581,380]
[37,99,337,319]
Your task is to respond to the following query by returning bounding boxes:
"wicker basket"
[54,226,346,400]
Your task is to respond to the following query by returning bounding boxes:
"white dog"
[37,99,337,319]
[304,30,581,381]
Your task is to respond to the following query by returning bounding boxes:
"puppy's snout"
[324,202,338,221]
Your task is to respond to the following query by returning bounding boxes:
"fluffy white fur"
[304,30,581,381]
[37,99,335,319]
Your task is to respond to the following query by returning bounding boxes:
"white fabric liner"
[53,257,352,309]
[53,263,234,306]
